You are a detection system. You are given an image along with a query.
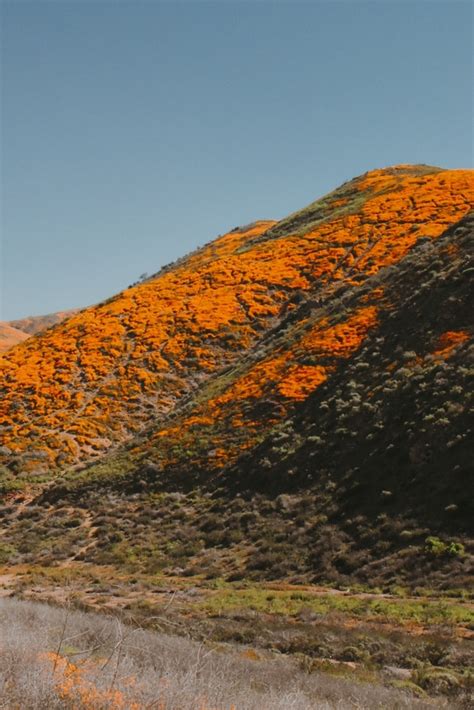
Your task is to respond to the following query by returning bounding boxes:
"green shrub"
[0,542,16,563]
[425,536,465,558]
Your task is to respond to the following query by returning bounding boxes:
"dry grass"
[0,597,442,709]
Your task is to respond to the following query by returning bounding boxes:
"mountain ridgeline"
[0,310,77,354]
[0,322,30,354]
[0,164,473,589]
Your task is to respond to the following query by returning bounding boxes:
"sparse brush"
[0,597,441,710]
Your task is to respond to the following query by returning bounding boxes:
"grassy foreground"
[0,596,461,710]
[1,563,473,707]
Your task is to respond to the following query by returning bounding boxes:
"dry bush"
[0,598,443,709]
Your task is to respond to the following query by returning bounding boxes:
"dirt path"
[62,509,98,568]
[0,573,16,597]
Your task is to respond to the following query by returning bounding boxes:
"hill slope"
[0,165,472,479]
[8,309,78,337]
[0,164,473,589]
[0,322,29,354]
[0,310,77,355]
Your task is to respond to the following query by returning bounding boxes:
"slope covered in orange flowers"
[0,165,472,479]
[145,300,382,473]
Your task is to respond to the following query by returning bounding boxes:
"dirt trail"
[62,509,98,568]
[0,573,16,597]
[0,494,35,534]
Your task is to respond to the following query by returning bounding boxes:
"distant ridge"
[0,322,29,353]
[0,309,78,355]
[8,309,79,337]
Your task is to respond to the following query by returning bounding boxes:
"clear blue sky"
[1,0,472,320]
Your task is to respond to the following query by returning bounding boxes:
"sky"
[1,0,472,321]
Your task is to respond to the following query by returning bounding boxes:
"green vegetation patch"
[197,584,474,626]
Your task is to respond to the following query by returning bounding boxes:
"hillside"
[0,164,473,591]
[8,309,78,336]
[0,322,29,354]
[0,310,77,355]
[0,165,472,480]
